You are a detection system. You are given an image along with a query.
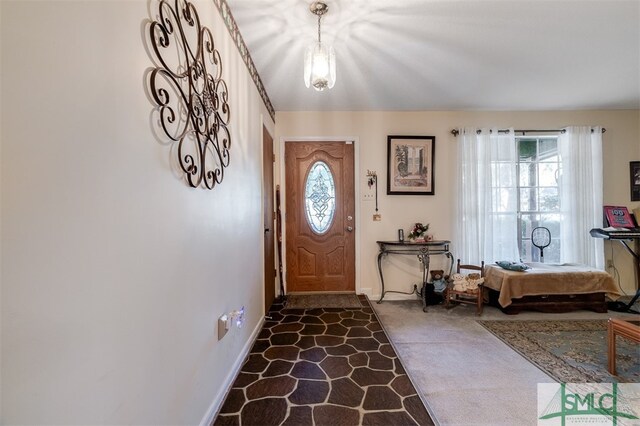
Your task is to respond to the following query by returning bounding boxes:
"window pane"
[493,188,517,212]
[304,161,336,234]
[539,188,559,211]
[539,138,557,158]
[519,162,537,186]
[520,187,537,212]
[538,163,558,186]
[519,139,537,161]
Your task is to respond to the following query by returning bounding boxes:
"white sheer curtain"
[455,128,520,265]
[558,126,604,269]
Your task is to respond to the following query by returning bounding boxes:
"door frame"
[279,136,361,295]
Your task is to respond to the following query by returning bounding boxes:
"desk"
[376,240,453,311]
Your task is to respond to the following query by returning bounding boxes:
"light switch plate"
[373,214,381,221]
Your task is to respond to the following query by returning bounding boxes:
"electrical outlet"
[373,214,381,221]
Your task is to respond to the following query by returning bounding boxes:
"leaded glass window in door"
[304,161,336,234]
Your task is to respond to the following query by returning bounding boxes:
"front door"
[285,141,355,292]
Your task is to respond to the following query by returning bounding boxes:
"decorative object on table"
[408,222,429,241]
[477,319,640,383]
[148,0,231,189]
[398,229,404,242]
[303,1,336,91]
[495,260,530,271]
[531,226,551,262]
[631,161,640,201]
[387,135,435,195]
[603,205,636,228]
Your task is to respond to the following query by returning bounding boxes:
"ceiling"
[226,0,640,112]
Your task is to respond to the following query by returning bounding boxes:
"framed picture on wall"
[387,135,435,195]
[631,161,640,201]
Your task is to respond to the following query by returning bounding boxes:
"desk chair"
[445,259,485,315]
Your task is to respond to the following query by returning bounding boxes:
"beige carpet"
[372,299,639,426]
[285,293,363,309]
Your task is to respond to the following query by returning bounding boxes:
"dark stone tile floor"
[214,295,434,426]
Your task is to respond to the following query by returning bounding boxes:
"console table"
[376,240,453,311]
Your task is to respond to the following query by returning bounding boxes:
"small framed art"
[631,161,640,201]
[387,135,435,195]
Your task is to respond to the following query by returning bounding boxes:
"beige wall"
[275,110,640,298]
[1,0,273,423]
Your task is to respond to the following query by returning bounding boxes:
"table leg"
[607,319,616,375]
[377,252,386,304]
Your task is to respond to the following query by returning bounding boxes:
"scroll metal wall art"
[149,0,231,189]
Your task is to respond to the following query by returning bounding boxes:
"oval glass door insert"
[304,161,336,234]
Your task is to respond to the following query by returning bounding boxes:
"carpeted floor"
[214,295,434,425]
[478,319,640,383]
[285,293,363,309]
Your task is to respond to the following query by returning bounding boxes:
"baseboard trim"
[200,316,265,426]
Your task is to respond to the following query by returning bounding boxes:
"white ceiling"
[226,0,640,112]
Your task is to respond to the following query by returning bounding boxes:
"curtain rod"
[450,128,606,137]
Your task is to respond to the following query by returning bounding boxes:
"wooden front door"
[285,141,355,292]
[263,126,275,312]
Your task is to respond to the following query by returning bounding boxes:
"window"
[517,136,561,262]
[304,161,336,234]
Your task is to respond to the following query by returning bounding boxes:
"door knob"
[347,215,353,221]
[264,228,270,233]
[347,226,353,232]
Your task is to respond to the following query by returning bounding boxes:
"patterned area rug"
[478,319,639,383]
[215,295,434,425]
[285,293,364,309]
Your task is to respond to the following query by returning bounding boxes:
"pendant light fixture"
[304,1,336,91]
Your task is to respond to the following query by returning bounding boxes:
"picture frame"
[631,161,640,202]
[387,135,435,195]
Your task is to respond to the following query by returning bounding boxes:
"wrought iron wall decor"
[149,0,231,189]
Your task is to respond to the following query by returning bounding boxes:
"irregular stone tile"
[246,376,297,400]
[213,414,239,425]
[325,323,349,336]
[249,339,270,354]
[319,356,352,379]
[368,352,394,371]
[339,311,354,319]
[404,395,435,425]
[362,386,402,410]
[295,335,316,350]
[288,380,329,405]
[263,321,278,329]
[315,336,344,347]
[346,337,379,352]
[394,358,406,375]
[348,352,368,367]
[346,327,371,337]
[327,377,365,407]
[263,360,294,377]
[391,375,417,397]
[362,411,417,426]
[218,388,245,413]
[341,318,370,327]
[319,313,342,324]
[325,344,357,356]
[240,398,287,426]
[352,311,371,320]
[282,309,305,315]
[313,405,360,426]
[272,322,304,333]
[291,361,327,379]
[300,315,324,324]
[379,343,396,357]
[373,330,389,343]
[270,332,300,346]
[300,347,327,362]
[257,328,272,339]
[242,354,269,373]
[282,406,313,426]
[306,308,324,316]
[264,345,300,361]
[281,315,302,323]
[351,367,394,386]
[266,312,284,321]
[366,322,382,332]
[323,307,343,312]
[232,372,259,388]
[300,324,326,335]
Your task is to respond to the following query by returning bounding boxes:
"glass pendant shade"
[304,42,336,91]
